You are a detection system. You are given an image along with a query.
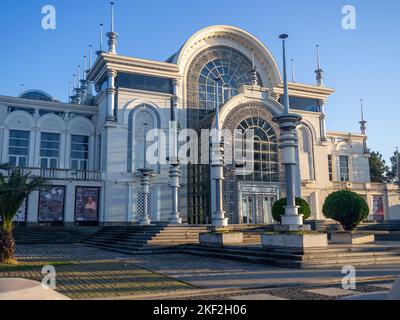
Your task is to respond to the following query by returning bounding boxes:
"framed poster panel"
[0,197,27,223]
[38,186,65,223]
[372,195,385,222]
[74,187,100,223]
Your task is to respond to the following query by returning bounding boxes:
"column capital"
[106,87,117,95]
[171,78,181,88]
[107,69,118,78]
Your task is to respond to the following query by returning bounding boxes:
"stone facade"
[0,25,398,225]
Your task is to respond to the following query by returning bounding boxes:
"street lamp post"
[210,77,228,228]
[273,34,303,229]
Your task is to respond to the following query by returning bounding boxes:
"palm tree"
[0,164,46,264]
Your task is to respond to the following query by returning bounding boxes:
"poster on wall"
[0,198,27,223]
[38,186,65,223]
[75,187,100,222]
[372,195,385,222]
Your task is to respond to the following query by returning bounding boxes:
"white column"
[106,70,117,122]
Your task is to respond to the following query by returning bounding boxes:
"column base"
[169,215,182,225]
[281,206,303,227]
[139,218,152,226]
[212,211,229,228]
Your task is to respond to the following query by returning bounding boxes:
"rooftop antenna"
[72,74,76,89]
[291,59,296,83]
[68,81,72,96]
[107,2,118,54]
[315,45,324,86]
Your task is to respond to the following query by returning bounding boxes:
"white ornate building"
[0,25,398,226]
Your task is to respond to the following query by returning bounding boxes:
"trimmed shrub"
[322,190,369,231]
[272,198,312,223]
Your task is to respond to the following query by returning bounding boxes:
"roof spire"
[107,2,118,54]
[96,24,104,56]
[359,98,367,134]
[291,59,296,83]
[20,84,24,95]
[359,98,368,153]
[88,45,93,69]
[83,56,87,78]
[250,49,258,86]
[315,45,324,86]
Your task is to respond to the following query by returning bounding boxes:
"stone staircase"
[182,243,400,269]
[83,225,209,254]
[14,226,100,244]
[359,220,400,232]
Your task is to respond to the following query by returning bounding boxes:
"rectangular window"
[339,155,350,182]
[40,132,60,169]
[8,130,30,167]
[117,72,173,94]
[71,135,89,170]
[328,155,333,181]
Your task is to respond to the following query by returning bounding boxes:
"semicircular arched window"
[236,116,279,182]
[196,47,261,110]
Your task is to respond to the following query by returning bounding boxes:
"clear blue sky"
[0,0,398,162]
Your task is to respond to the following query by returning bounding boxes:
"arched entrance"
[222,103,283,224]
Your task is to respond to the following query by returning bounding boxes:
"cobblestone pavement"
[0,244,197,300]
[122,253,400,290]
[1,244,397,300]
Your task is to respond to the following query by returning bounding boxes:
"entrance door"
[242,195,256,224]
[242,193,276,224]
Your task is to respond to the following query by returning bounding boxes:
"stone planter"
[0,278,70,300]
[262,233,328,251]
[199,232,243,246]
[330,231,375,245]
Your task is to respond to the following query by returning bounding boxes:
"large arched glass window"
[196,47,258,110]
[236,117,279,182]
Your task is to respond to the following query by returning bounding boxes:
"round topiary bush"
[322,190,369,231]
[272,198,311,223]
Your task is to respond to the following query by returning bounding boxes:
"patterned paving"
[0,244,396,300]
[0,245,197,300]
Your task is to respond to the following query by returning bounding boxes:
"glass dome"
[19,90,55,102]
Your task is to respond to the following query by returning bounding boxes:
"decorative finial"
[315,44,324,87]
[107,2,118,54]
[250,49,258,86]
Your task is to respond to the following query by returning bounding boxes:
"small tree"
[369,151,389,183]
[387,149,400,186]
[322,190,369,231]
[272,197,311,223]
[0,165,46,264]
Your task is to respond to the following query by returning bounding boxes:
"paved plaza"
[0,244,398,300]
